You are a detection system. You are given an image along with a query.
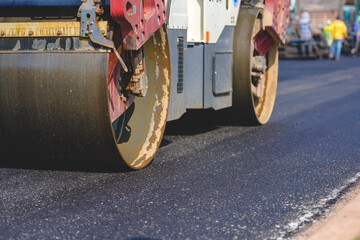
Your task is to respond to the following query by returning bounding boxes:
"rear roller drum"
[231,8,279,125]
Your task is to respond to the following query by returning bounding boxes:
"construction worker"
[351,16,360,55]
[329,17,347,61]
[350,28,360,55]
[352,16,360,48]
[296,11,313,57]
[323,20,334,49]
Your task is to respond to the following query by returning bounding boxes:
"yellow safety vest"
[330,20,347,39]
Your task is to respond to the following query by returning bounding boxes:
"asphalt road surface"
[1,57,360,240]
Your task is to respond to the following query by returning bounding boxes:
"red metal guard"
[254,0,290,56]
[110,0,167,50]
[264,0,290,44]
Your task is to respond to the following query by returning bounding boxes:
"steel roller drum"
[0,26,171,169]
[231,8,279,125]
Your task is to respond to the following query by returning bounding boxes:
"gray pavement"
[1,57,360,239]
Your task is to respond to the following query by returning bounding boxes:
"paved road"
[1,57,360,240]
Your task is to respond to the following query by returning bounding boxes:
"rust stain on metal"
[0,21,108,38]
[148,55,155,62]
[133,26,170,169]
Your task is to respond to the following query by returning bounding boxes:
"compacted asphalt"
[1,57,360,239]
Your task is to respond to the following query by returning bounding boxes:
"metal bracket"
[80,0,111,47]
[241,0,265,9]
[80,0,128,72]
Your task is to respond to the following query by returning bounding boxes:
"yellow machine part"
[0,21,109,37]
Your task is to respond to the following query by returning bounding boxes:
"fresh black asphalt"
[1,57,360,239]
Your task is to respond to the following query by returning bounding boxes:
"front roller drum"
[0,25,170,170]
[231,8,279,125]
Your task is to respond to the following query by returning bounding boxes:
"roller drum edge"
[230,8,279,125]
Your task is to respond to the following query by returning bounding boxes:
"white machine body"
[166,0,240,43]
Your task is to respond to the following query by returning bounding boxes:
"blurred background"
[280,0,360,59]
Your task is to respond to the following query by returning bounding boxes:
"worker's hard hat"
[300,11,310,23]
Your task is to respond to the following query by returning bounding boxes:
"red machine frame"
[254,0,290,55]
[110,0,167,50]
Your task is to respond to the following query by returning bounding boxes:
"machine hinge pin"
[113,47,129,73]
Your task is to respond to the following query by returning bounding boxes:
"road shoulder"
[296,182,360,240]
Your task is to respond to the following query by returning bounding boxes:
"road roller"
[0,0,289,169]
